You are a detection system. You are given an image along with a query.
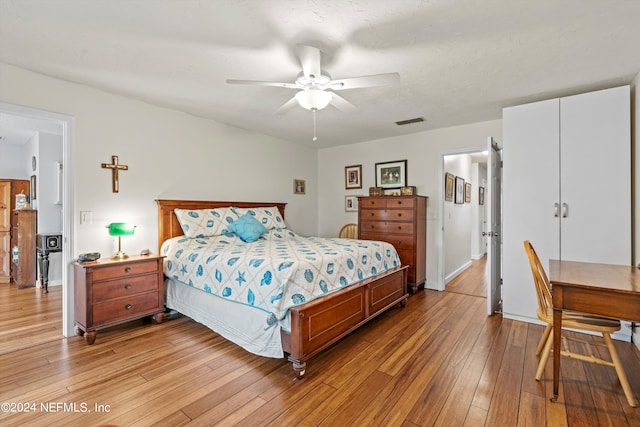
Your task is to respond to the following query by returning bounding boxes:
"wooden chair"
[523,240,637,407]
[338,223,358,239]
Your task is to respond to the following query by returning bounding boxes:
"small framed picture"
[345,195,359,212]
[479,187,485,205]
[465,182,472,203]
[455,176,465,204]
[294,179,306,195]
[445,172,454,202]
[30,175,37,200]
[375,160,407,189]
[345,165,362,189]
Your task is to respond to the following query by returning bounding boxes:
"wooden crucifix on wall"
[101,155,128,193]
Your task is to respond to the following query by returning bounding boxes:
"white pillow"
[174,207,239,238]
[232,206,286,230]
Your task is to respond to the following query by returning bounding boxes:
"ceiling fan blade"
[296,44,322,79]
[329,72,400,90]
[329,93,358,113]
[274,96,299,115]
[226,79,301,89]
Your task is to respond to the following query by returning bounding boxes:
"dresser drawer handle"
[397,213,402,217]
[370,212,375,216]
[124,267,132,273]
[125,304,132,310]
[397,226,402,230]
[124,284,132,290]
[397,240,402,244]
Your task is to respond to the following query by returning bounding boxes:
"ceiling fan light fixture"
[295,89,332,111]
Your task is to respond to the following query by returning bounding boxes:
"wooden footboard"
[282,265,409,378]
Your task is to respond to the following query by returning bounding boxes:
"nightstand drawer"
[93,274,159,302]
[93,292,160,324]
[92,259,158,281]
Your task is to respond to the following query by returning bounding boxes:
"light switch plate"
[80,211,93,224]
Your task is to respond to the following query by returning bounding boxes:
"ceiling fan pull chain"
[312,108,318,141]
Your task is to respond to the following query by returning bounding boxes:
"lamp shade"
[295,89,332,110]
[108,222,136,237]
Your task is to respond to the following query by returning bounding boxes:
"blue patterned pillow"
[174,208,238,238]
[227,213,269,242]
[232,206,286,229]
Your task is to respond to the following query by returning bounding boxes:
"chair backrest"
[523,240,553,318]
[338,223,358,239]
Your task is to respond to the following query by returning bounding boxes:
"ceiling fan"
[226,44,400,140]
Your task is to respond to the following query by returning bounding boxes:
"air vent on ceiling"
[395,117,425,126]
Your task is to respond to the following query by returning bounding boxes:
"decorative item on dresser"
[12,209,37,288]
[0,179,30,284]
[73,254,165,345]
[358,195,427,293]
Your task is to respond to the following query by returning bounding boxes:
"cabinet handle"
[124,267,131,273]
[554,203,559,218]
[124,283,132,290]
[125,304,132,310]
[562,202,568,218]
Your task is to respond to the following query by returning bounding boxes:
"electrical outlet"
[80,211,93,224]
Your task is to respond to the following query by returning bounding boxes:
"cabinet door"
[502,98,560,320]
[560,86,630,265]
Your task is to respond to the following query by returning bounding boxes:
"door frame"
[437,145,486,291]
[0,102,75,337]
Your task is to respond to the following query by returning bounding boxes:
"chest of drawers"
[74,254,165,344]
[358,195,427,292]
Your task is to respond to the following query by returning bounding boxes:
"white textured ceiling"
[1,0,639,148]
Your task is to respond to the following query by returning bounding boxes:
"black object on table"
[36,233,62,293]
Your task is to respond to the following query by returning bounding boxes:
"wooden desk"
[549,259,640,404]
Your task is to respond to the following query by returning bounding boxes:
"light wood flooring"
[1,258,639,426]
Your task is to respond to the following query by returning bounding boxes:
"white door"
[486,137,502,315]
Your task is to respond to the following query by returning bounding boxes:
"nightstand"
[73,254,165,344]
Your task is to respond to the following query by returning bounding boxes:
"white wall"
[471,162,487,259]
[0,62,318,261]
[0,136,30,179]
[317,120,502,289]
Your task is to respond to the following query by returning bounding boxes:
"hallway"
[446,256,487,298]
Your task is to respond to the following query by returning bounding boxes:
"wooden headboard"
[155,199,287,253]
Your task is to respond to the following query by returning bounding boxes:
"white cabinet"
[502,86,631,337]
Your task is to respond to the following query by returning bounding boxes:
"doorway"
[0,102,74,337]
[438,146,487,290]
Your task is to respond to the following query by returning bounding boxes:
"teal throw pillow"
[227,213,269,242]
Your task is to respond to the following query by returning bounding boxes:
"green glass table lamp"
[108,222,136,259]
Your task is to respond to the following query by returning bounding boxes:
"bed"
[156,199,408,377]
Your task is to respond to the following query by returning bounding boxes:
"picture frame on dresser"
[375,160,407,189]
[455,176,465,204]
[345,165,362,189]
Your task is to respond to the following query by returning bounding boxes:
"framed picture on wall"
[455,176,465,204]
[479,186,485,205]
[445,172,454,201]
[345,195,359,212]
[375,160,407,189]
[293,179,306,195]
[345,165,362,189]
[465,182,472,203]
[30,175,37,200]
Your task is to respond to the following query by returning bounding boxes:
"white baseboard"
[471,252,486,260]
[445,260,472,284]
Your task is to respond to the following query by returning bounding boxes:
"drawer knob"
[124,284,132,290]
[397,240,402,244]
[124,267,132,273]
[397,213,402,217]
[370,213,374,216]
[397,226,402,230]
[125,304,132,310]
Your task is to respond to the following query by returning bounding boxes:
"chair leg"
[536,329,553,381]
[602,333,637,407]
[536,324,552,356]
